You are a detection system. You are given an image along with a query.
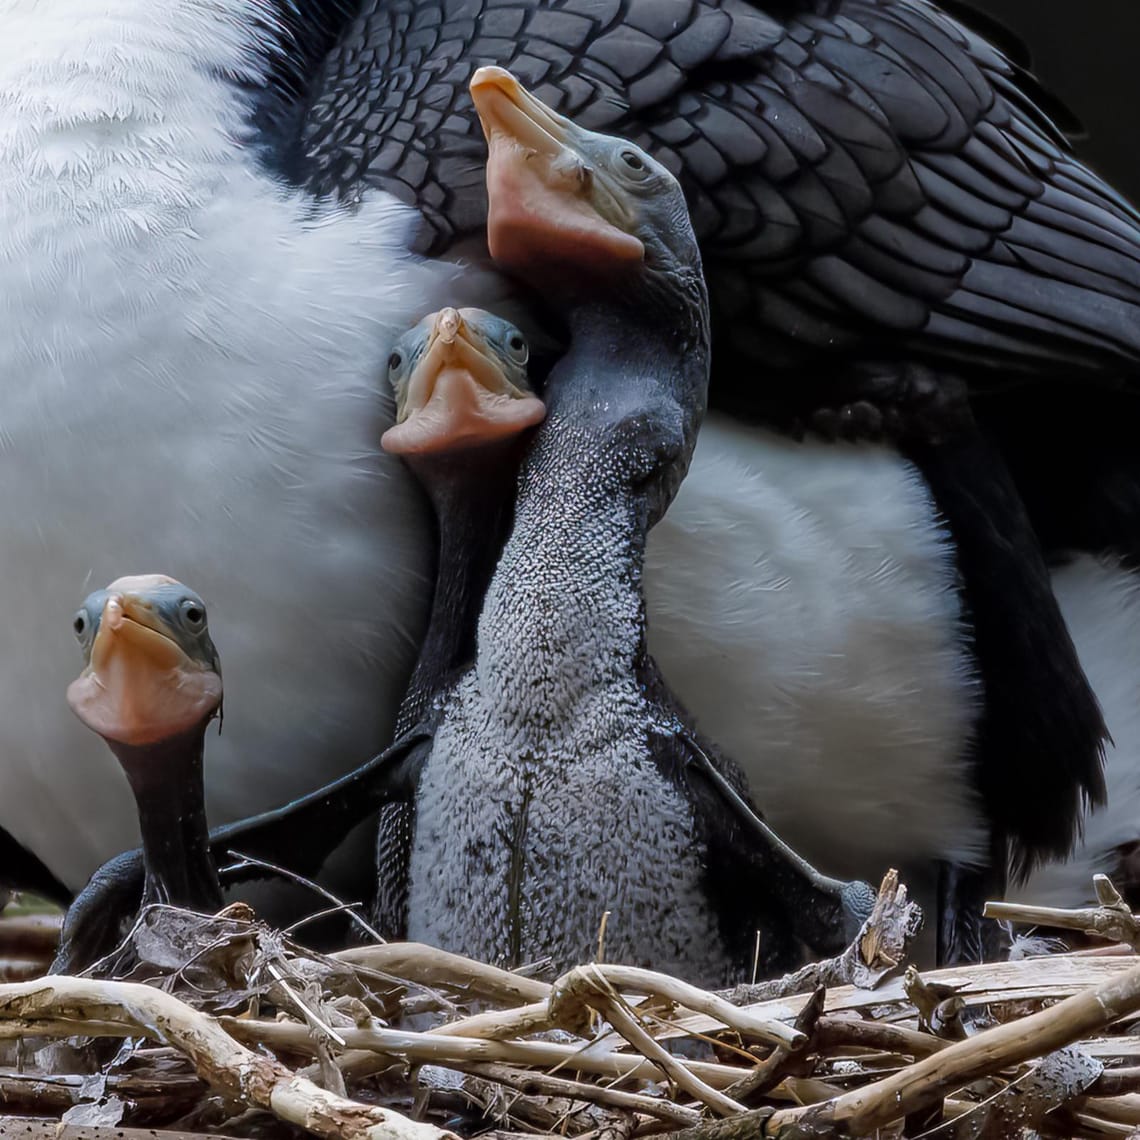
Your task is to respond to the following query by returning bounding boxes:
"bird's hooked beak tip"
[470,65,516,97]
[433,307,463,346]
[469,65,571,154]
[103,595,125,633]
[382,309,545,457]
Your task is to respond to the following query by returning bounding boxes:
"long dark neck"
[398,448,522,729]
[475,303,707,715]
[112,722,223,914]
[565,289,709,404]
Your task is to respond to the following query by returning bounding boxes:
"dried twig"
[724,988,824,1105]
[0,976,454,1140]
[580,981,746,1116]
[223,850,385,944]
[0,1067,205,1118]
[458,1062,700,1126]
[985,876,1140,951]
[220,1017,749,1088]
[550,964,805,1051]
[430,1001,554,1041]
[769,958,1140,1134]
[334,943,550,1006]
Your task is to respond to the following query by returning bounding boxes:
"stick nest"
[2,872,1140,1140]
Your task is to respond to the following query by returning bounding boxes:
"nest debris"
[0,873,1140,1139]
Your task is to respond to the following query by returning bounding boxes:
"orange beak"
[67,578,222,747]
[470,67,644,274]
[381,307,546,456]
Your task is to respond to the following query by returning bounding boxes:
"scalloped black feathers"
[254,0,1140,389]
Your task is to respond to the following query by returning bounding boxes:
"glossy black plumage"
[0,823,70,906]
[256,0,1140,387]
[244,0,1140,898]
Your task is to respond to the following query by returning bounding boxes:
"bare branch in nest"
[903,966,967,1041]
[768,958,1140,1135]
[985,875,1140,951]
[428,1000,554,1041]
[456,1061,701,1127]
[0,913,61,958]
[1091,1066,1140,1096]
[719,870,920,1007]
[0,959,50,981]
[334,943,550,1006]
[548,964,805,1051]
[575,979,745,1117]
[724,988,824,1106]
[813,1015,945,1059]
[0,1067,205,1120]
[0,976,455,1140]
[220,1016,748,1088]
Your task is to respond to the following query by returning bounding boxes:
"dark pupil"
[623,151,644,170]
[186,606,203,624]
[388,352,402,371]
[73,615,86,635]
[509,336,524,351]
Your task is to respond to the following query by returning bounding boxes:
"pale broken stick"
[333,943,550,1006]
[0,977,455,1140]
[549,963,805,1051]
[457,1062,701,1127]
[985,875,1140,951]
[767,956,1140,1135]
[435,962,807,1049]
[555,971,747,1117]
[220,1017,749,1088]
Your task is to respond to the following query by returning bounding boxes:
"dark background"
[974,0,1140,206]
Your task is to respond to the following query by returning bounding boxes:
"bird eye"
[387,351,403,373]
[621,150,647,173]
[72,610,88,641]
[506,332,529,363]
[180,599,206,630]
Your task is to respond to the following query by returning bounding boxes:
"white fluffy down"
[646,415,987,884]
[0,0,451,888]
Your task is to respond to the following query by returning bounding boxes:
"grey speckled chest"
[405,408,736,987]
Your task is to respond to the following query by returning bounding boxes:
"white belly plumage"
[2,0,1135,910]
[647,416,987,883]
[0,0,450,889]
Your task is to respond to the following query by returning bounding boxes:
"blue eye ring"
[180,598,207,630]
